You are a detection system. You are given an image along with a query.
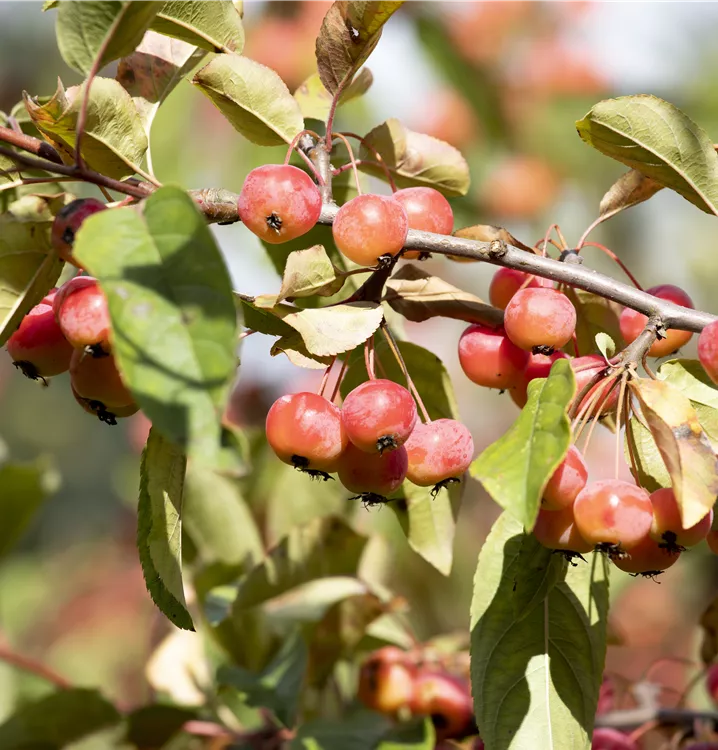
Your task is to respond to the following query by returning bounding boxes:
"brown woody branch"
[594,705,718,731]
[0,125,63,165]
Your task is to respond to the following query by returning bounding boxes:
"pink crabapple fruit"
[410,671,476,742]
[403,418,474,489]
[53,276,112,355]
[237,164,321,244]
[611,532,679,576]
[619,284,694,358]
[357,647,416,715]
[70,349,134,410]
[542,445,589,511]
[707,530,718,555]
[392,187,453,260]
[591,728,638,750]
[51,198,106,264]
[706,664,718,704]
[510,350,568,408]
[332,194,409,267]
[532,505,593,555]
[698,319,718,385]
[7,301,74,380]
[72,384,138,424]
[341,379,417,454]
[649,487,712,551]
[264,392,348,475]
[458,324,529,390]
[573,480,654,552]
[503,287,577,353]
[488,267,552,310]
[337,442,408,502]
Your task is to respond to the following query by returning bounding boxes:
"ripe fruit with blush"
[51,198,106,263]
[54,276,112,354]
[265,392,348,474]
[70,349,134,410]
[708,530,718,555]
[619,284,694,357]
[332,194,408,266]
[572,480,653,551]
[458,324,529,390]
[707,664,718,704]
[341,379,417,453]
[542,445,588,511]
[532,505,593,554]
[611,532,679,575]
[237,164,321,244]
[337,442,408,501]
[591,728,638,750]
[357,647,416,715]
[649,487,712,550]
[489,267,552,310]
[410,671,475,742]
[404,419,474,487]
[7,301,74,380]
[511,350,568,408]
[503,288,576,352]
[698,320,718,385]
[393,187,453,260]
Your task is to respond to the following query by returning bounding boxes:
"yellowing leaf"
[360,118,470,196]
[624,415,671,494]
[384,263,501,326]
[598,169,663,219]
[629,378,718,528]
[23,78,148,180]
[150,0,244,54]
[193,54,304,146]
[270,331,335,370]
[316,1,403,95]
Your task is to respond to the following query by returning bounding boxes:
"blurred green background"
[2,0,718,726]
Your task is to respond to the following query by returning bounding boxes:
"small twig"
[577,210,621,250]
[331,132,362,195]
[616,320,660,369]
[283,129,325,183]
[318,356,337,397]
[0,640,72,690]
[364,338,376,380]
[0,125,63,164]
[581,241,643,290]
[339,131,397,192]
[330,356,349,403]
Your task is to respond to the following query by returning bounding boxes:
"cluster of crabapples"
[5,198,138,425]
[357,646,480,745]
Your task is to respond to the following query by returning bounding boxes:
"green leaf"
[183,464,263,568]
[563,288,622,358]
[23,77,148,180]
[270,330,336,370]
[43,0,59,10]
[290,712,391,750]
[232,516,367,611]
[0,688,121,749]
[218,628,307,727]
[658,358,718,410]
[281,302,384,357]
[376,719,435,749]
[360,118,470,196]
[470,514,609,750]
[293,69,373,121]
[137,427,193,630]
[471,359,575,530]
[150,0,244,53]
[56,1,159,76]
[193,54,304,146]
[512,534,568,621]
[595,333,615,360]
[341,338,459,421]
[391,480,462,576]
[124,705,196,748]
[116,30,207,136]
[73,187,237,465]
[0,194,67,346]
[316,1,403,95]
[237,296,295,337]
[629,378,718,528]
[624,415,671,494]
[576,95,718,216]
[0,459,59,558]
[384,264,501,327]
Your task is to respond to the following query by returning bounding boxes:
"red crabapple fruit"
[51,198,106,263]
[237,164,321,244]
[489,267,552,310]
[611,532,679,576]
[357,647,416,715]
[619,285,694,358]
[707,664,718,704]
[542,445,588,511]
[698,320,718,385]
[708,530,718,555]
[404,419,474,489]
[503,287,576,353]
[533,506,593,555]
[265,392,348,475]
[511,350,568,408]
[573,480,653,552]
[410,671,475,742]
[72,384,138,424]
[332,194,409,266]
[649,487,712,551]
[342,379,417,453]
[591,728,638,750]
[337,442,408,502]
[393,187,453,260]
[54,276,112,355]
[458,324,529,390]
[70,349,134,411]
[571,355,620,417]
[7,301,74,380]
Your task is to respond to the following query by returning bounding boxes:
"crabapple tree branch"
[0,125,63,165]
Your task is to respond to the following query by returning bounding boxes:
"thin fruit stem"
[577,379,618,454]
[318,356,337,397]
[555,225,569,250]
[0,639,72,690]
[624,409,640,483]
[627,720,660,744]
[339,131,397,192]
[577,210,622,250]
[364,338,376,380]
[614,372,630,480]
[571,374,617,440]
[330,356,349,403]
[238,329,256,341]
[98,185,113,202]
[539,224,565,257]
[380,323,431,423]
[325,73,351,145]
[331,132,362,195]
[581,242,643,290]
[642,352,658,379]
[283,129,325,185]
